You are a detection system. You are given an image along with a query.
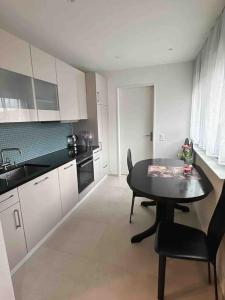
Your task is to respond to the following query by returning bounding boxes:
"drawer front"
[0,189,20,212]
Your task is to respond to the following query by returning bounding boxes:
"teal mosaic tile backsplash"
[0,122,73,164]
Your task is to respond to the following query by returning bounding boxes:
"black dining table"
[129,158,213,243]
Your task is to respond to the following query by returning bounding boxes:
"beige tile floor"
[13,175,221,300]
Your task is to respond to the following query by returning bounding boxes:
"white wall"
[103,61,194,174]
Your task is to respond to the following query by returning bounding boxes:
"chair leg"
[213,262,218,300]
[129,193,135,223]
[208,261,211,284]
[158,256,166,300]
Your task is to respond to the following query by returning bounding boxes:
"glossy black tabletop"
[130,159,213,204]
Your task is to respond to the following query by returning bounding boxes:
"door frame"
[117,83,156,176]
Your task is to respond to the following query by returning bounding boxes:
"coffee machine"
[67,135,78,153]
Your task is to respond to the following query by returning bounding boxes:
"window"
[191,11,225,165]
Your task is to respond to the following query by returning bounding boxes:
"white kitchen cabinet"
[0,68,38,123]
[56,59,79,121]
[101,105,109,175]
[30,46,57,84]
[0,29,32,77]
[75,69,87,119]
[96,73,108,105]
[97,104,109,175]
[93,149,103,183]
[85,72,109,175]
[0,189,27,270]
[18,170,62,251]
[58,160,79,216]
[0,221,15,300]
[31,46,60,121]
[34,78,60,121]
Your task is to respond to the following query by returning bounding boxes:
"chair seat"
[155,222,209,261]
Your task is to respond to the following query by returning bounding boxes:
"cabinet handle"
[64,164,73,170]
[13,209,21,229]
[94,158,100,162]
[80,160,93,168]
[103,164,107,168]
[34,176,49,185]
[1,194,14,203]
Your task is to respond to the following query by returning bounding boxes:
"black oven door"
[77,156,94,193]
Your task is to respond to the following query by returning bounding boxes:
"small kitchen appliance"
[67,135,78,152]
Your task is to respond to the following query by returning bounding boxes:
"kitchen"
[0,25,110,298]
[0,1,225,300]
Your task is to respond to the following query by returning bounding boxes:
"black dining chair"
[127,149,190,223]
[127,149,156,223]
[155,182,225,300]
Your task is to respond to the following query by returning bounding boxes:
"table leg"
[141,200,190,213]
[141,200,156,207]
[131,202,174,243]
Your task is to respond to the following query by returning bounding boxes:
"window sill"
[194,146,225,180]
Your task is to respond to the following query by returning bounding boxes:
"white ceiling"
[0,0,224,72]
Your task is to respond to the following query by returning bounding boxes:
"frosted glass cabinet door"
[34,79,60,121]
[0,68,37,122]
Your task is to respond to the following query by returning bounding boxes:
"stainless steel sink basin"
[0,164,50,182]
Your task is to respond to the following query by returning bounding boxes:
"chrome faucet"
[0,148,22,170]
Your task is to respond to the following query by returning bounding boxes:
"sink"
[0,164,50,182]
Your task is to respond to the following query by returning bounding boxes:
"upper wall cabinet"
[30,46,57,84]
[0,29,32,77]
[0,68,37,122]
[56,59,79,121]
[96,73,108,106]
[34,79,60,121]
[75,69,87,119]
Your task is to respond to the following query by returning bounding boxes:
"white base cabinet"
[0,189,27,270]
[58,160,79,216]
[93,150,103,184]
[18,170,62,251]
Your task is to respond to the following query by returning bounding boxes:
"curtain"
[190,10,225,164]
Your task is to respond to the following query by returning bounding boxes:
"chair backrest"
[127,149,133,173]
[207,181,225,261]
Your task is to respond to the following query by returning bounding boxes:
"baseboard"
[11,175,108,276]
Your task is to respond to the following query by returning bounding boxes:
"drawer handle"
[94,158,100,162]
[13,209,21,229]
[34,176,49,185]
[1,194,14,203]
[64,164,73,170]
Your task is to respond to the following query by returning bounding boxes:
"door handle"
[144,132,153,141]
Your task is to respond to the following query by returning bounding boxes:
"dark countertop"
[0,145,99,195]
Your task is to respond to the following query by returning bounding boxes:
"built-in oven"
[76,154,94,193]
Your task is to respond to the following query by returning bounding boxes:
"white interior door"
[119,86,154,175]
